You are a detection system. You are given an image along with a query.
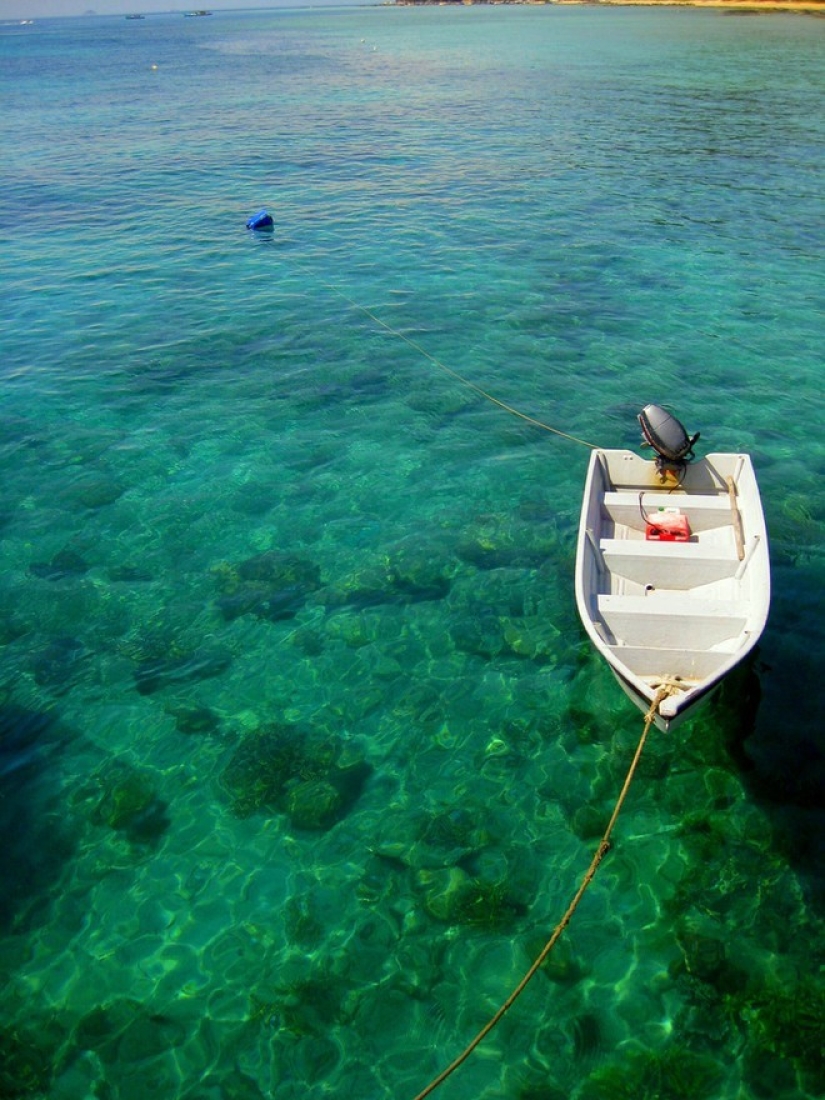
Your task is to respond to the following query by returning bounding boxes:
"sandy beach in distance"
[398,0,825,12]
[558,0,825,11]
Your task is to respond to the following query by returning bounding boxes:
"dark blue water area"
[0,7,823,1100]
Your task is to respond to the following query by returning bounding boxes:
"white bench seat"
[602,491,731,534]
[604,644,730,682]
[599,537,738,588]
[597,593,747,649]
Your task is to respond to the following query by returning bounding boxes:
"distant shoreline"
[392,0,825,12]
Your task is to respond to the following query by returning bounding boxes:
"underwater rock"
[28,548,89,581]
[31,635,92,694]
[213,551,322,622]
[264,973,346,1039]
[767,489,822,567]
[74,998,186,1066]
[514,1078,568,1100]
[501,617,560,662]
[284,894,326,950]
[285,761,373,831]
[91,763,170,846]
[61,473,125,509]
[449,605,506,659]
[220,721,371,829]
[115,1009,187,1065]
[236,551,320,588]
[456,511,560,571]
[221,722,313,818]
[286,777,348,831]
[351,367,391,400]
[133,649,232,695]
[167,704,221,736]
[321,538,452,613]
[675,930,741,990]
[417,806,492,868]
[386,538,453,602]
[0,611,29,646]
[447,567,564,664]
[373,805,492,871]
[324,609,383,648]
[215,585,305,622]
[291,625,325,656]
[107,564,154,583]
[319,565,397,612]
[416,866,528,930]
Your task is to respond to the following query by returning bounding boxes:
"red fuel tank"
[645,509,691,542]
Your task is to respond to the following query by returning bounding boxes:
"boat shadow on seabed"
[730,631,825,908]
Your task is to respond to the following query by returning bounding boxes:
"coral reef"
[220,721,371,830]
[212,550,322,622]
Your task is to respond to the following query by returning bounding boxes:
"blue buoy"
[246,209,274,232]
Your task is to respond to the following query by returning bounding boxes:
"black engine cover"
[638,404,699,463]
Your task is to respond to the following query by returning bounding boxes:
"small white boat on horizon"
[575,406,770,732]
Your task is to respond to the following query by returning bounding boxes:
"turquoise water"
[1,6,824,1099]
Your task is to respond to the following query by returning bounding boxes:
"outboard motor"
[638,404,699,481]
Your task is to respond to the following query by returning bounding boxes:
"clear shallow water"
[1,6,824,1099]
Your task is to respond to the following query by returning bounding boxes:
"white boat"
[575,407,770,731]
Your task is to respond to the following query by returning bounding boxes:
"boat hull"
[575,450,770,732]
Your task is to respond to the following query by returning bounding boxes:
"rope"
[411,684,678,1100]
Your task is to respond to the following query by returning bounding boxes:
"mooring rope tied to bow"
[411,684,679,1100]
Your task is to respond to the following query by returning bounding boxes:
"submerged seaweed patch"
[579,1044,724,1100]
